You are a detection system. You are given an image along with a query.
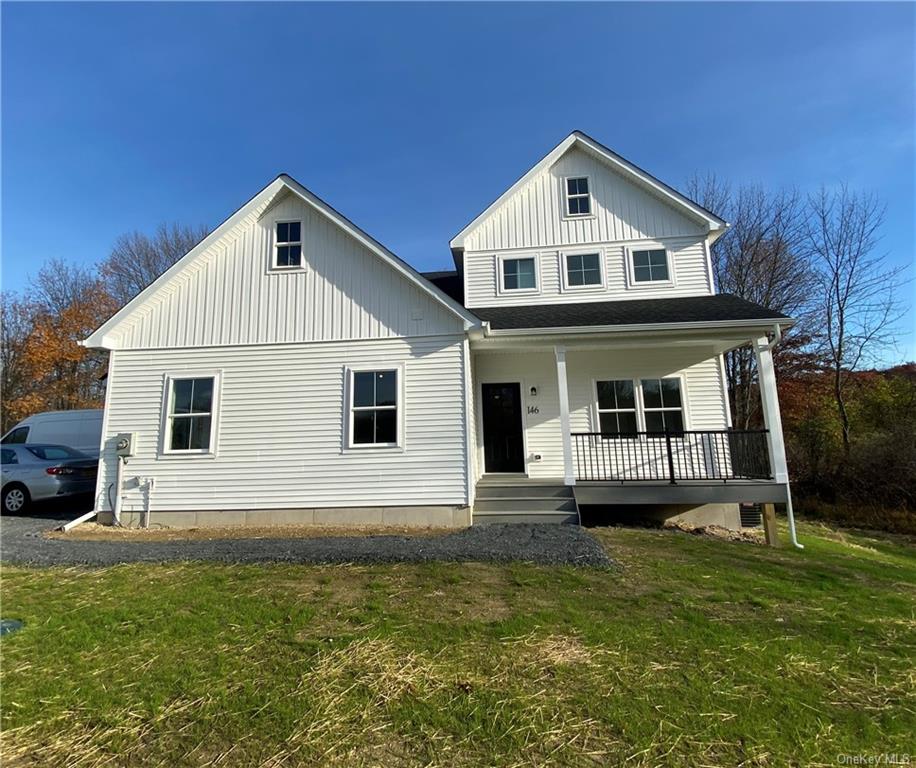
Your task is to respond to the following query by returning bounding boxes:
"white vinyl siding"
[108,192,463,349]
[461,146,706,253]
[96,336,469,514]
[464,235,711,308]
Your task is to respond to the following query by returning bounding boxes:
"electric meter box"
[115,432,136,458]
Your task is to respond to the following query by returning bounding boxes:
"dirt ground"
[47,522,455,542]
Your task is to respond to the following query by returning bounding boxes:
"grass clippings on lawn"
[2,521,915,767]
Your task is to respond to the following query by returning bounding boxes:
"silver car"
[1,444,98,514]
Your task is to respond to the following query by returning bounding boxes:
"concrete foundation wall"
[98,505,472,529]
[659,503,742,530]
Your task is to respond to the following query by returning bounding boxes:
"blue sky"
[2,2,914,361]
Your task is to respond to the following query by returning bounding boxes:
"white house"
[83,131,798,540]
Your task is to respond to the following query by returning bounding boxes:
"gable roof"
[449,130,727,252]
[84,175,480,348]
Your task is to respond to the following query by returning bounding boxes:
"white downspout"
[761,324,803,550]
[112,456,125,526]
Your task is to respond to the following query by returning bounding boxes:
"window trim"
[560,248,606,292]
[344,363,405,451]
[496,253,541,295]
[594,379,639,440]
[562,175,595,220]
[591,375,689,434]
[625,244,675,289]
[159,371,222,457]
[270,219,306,272]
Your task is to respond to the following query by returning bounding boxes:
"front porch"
[469,324,793,540]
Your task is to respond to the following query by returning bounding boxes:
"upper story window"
[165,376,216,453]
[565,177,591,217]
[274,221,302,269]
[641,378,684,434]
[350,369,399,446]
[501,257,537,292]
[631,248,670,283]
[564,252,602,288]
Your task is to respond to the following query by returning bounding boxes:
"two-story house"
[83,131,800,543]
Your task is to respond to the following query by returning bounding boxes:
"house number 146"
[527,405,539,415]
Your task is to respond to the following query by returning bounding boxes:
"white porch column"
[754,335,804,549]
[753,337,789,484]
[554,345,576,486]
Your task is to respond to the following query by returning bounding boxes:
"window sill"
[627,279,676,290]
[562,213,596,222]
[267,265,307,275]
[156,451,218,460]
[343,444,405,454]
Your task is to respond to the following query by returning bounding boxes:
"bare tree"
[686,175,817,427]
[805,185,906,455]
[99,223,209,304]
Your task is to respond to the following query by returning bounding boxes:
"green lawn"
[2,523,914,767]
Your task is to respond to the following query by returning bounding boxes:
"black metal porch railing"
[572,429,772,483]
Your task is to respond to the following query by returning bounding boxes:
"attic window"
[274,221,302,269]
[565,177,591,216]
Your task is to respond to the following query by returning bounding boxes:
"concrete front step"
[474,498,579,513]
[473,480,579,524]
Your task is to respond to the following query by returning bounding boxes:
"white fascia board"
[484,317,793,339]
[449,131,727,251]
[277,175,480,330]
[82,177,289,350]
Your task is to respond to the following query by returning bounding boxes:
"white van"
[2,410,104,457]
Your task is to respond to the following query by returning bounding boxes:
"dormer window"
[565,177,591,216]
[274,221,302,269]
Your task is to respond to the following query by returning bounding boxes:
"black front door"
[481,383,525,473]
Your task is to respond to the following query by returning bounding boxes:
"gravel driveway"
[0,507,612,568]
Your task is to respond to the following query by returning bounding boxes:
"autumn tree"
[6,260,118,423]
[1,292,40,431]
[99,222,209,304]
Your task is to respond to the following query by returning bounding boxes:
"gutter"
[481,317,794,338]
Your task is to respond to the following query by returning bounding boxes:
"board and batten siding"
[464,235,713,308]
[98,336,470,514]
[472,347,728,480]
[461,146,706,254]
[109,190,463,349]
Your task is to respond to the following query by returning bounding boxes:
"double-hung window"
[631,248,670,283]
[351,369,399,446]
[166,377,216,452]
[596,380,638,439]
[641,378,684,434]
[274,221,302,269]
[565,177,591,216]
[501,257,537,291]
[565,252,602,287]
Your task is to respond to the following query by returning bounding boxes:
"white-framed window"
[564,176,592,217]
[163,374,220,454]
[498,255,538,293]
[562,250,604,290]
[596,380,638,439]
[641,378,685,434]
[628,247,672,285]
[594,377,686,437]
[349,368,400,447]
[273,220,303,269]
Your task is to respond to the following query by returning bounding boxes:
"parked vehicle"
[1,410,103,457]
[1,444,98,514]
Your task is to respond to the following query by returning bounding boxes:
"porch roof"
[471,294,791,332]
